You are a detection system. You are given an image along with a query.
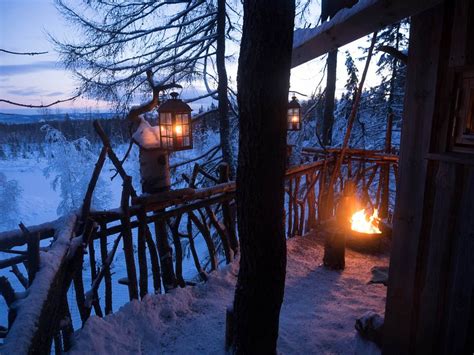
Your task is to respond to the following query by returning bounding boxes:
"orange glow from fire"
[350,209,382,234]
[291,115,299,123]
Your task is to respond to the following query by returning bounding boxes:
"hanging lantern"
[287,95,301,131]
[158,91,193,151]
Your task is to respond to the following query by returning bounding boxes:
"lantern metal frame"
[287,94,302,131]
[158,91,193,151]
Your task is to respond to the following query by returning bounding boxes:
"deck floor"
[70,233,388,354]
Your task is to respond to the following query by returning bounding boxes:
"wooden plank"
[414,161,461,353]
[383,4,447,353]
[291,0,443,68]
[442,166,474,354]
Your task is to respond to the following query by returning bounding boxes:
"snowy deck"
[70,233,388,354]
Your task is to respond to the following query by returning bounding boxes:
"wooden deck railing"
[0,142,398,353]
[285,148,399,238]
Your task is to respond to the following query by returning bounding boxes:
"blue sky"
[0,0,381,115]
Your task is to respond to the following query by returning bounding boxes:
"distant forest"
[0,109,220,159]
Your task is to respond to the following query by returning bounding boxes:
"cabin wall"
[383,1,474,354]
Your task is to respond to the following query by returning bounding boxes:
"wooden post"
[189,211,218,271]
[187,217,208,281]
[206,206,233,263]
[168,217,186,288]
[154,220,176,292]
[306,172,317,231]
[88,227,103,317]
[139,149,171,194]
[138,148,177,292]
[121,178,139,300]
[322,223,345,270]
[137,207,149,298]
[292,177,300,237]
[218,163,238,253]
[287,179,293,237]
[0,276,17,328]
[19,223,40,284]
[99,222,113,314]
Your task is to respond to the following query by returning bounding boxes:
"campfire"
[346,208,383,253]
[350,209,382,234]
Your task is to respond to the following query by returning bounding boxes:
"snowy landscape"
[0,0,417,353]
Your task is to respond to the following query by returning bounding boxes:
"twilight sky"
[0,0,380,115]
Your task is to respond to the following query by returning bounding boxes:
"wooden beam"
[291,0,443,68]
[383,3,448,353]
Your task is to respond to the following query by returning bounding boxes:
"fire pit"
[346,209,383,253]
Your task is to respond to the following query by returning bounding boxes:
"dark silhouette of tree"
[232,0,295,353]
[320,0,357,146]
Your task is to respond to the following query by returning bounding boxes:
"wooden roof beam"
[291,0,443,68]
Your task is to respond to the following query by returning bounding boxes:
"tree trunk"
[232,1,295,353]
[217,0,234,177]
[322,49,338,146]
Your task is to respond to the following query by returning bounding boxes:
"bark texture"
[233,1,295,353]
[217,0,234,177]
[322,49,338,146]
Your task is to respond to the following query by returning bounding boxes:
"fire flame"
[350,209,382,234]
[175,124,183,135]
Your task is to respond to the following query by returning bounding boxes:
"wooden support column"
[139,148,177,292]
[383,3,449,353]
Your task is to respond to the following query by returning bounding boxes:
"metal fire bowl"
[346,230,384,254]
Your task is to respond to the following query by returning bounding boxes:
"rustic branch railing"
[0,140,398,353]
[285,148,399,238]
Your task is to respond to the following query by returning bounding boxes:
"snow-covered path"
[70,234,388,354]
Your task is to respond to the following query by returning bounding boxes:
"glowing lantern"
[287,95,301,131]
[158,92,193,151]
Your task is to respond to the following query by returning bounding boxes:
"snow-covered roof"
[291,0,442,68]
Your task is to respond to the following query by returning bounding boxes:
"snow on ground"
[0,158,61,228]
[70,234,388,354]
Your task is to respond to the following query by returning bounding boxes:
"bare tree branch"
[0,48,48,56]
[0,94,81,108]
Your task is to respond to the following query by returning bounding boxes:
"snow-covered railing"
[0,135,398,353]
[0,121,238,353]
[1,215,77,354]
